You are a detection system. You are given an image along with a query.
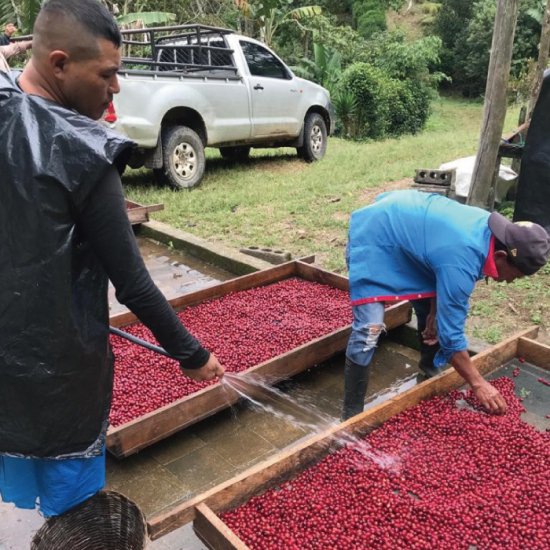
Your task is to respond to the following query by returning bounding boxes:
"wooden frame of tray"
[125,200,164,225]
[145,327,546,544]
[107,260,412,459]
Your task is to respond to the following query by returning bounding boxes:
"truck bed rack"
[120,23,239,76]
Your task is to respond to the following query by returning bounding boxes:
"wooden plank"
[192,503,249,550]
[107,327,350,457]
[127,205,150,224]
[296,254,316,265]
[502,121,529,143]
[468,0,520,208]
[517,337,550,370]
[148,326,537,539]
[126,201,164,224]
[295,261,348,290]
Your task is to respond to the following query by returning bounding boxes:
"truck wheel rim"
[310,125,323,153]
[173,143,196,181]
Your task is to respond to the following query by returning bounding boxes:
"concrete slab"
[206,427,276,469]
[139,221,273,276]
[163,447,238,496]
[237,407,309,448]
[147,433,207,467]
[108,236,234,315]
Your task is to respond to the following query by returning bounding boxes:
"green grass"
[124,97,550,342]
[125,96,521,272]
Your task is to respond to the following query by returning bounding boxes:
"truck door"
[239,40,303,139]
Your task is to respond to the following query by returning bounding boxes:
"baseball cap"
[488,212,550,275]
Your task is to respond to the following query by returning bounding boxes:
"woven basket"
[31,491,148,550]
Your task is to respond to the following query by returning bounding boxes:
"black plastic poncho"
[0,71,133,458]
[514,71,550,232]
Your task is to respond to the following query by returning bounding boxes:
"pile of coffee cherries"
[222,377,549,549]
[109,278,351,426]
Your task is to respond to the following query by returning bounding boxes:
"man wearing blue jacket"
[342,190,550,420]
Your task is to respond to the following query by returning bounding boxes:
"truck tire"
[219,146,251,161]
[297,113,327,162]
[155,125,205,189]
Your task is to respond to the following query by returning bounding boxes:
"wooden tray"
[145,327,544,543]
[125,199,164,225]
[106,260,412,458]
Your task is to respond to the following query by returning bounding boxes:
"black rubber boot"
[342,357,370,421]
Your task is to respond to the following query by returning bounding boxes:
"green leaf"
[286,5,322,21]
[116,11,176,26]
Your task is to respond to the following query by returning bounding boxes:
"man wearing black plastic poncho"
[0,0,224,518]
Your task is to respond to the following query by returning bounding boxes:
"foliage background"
[1,0,546,136]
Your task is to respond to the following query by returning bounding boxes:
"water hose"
[109,326,174,359]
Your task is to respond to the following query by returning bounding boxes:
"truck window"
[240,41,290,80]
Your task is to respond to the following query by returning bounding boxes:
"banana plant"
[116,11,176,26]
[235,0,322,46]
[0,0,42,34]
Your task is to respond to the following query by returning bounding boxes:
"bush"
[386,80,431,136]
[352,0,387,38]
[338,62,392,139]
[434,0,543,97]
[337,61,432,139]
[357,8,387,37]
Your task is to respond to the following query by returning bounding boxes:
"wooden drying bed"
[144,326,545,543]
[106,260,412,459]
[125,199,164,225]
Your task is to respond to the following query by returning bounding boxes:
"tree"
[435,0,543,96]
[0,0,42,34]
[234,0,322,45]
[528,0,550,115]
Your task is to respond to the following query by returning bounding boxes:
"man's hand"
[471,380,508,415]
[451,350,508,415]
[421,298,438,345]
[421,313,438,345]
[181,354,224,381]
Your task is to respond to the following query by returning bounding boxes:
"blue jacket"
[348,190,492,366]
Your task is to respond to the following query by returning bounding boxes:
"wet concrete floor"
[108,237,234,316]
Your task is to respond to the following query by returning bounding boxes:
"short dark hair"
[39,0,121,48]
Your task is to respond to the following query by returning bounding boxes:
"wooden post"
[510,105,526,177]
[528,0,550,117]
[467,0,520,209]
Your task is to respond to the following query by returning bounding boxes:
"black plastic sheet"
[0,71,133,458]
[514,71,550,233]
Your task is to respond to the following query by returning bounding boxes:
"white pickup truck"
[104,24,335,188]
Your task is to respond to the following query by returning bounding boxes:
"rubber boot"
[342,357,370,421]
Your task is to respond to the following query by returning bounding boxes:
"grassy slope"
[124,97,487,272]
[123,97,549,343]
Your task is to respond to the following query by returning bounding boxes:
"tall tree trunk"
[467,0,520,209]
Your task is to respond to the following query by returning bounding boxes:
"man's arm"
[435,265,507,414]
[75,165,223,381]
[421,297,438,345]
[0,40,31,60]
